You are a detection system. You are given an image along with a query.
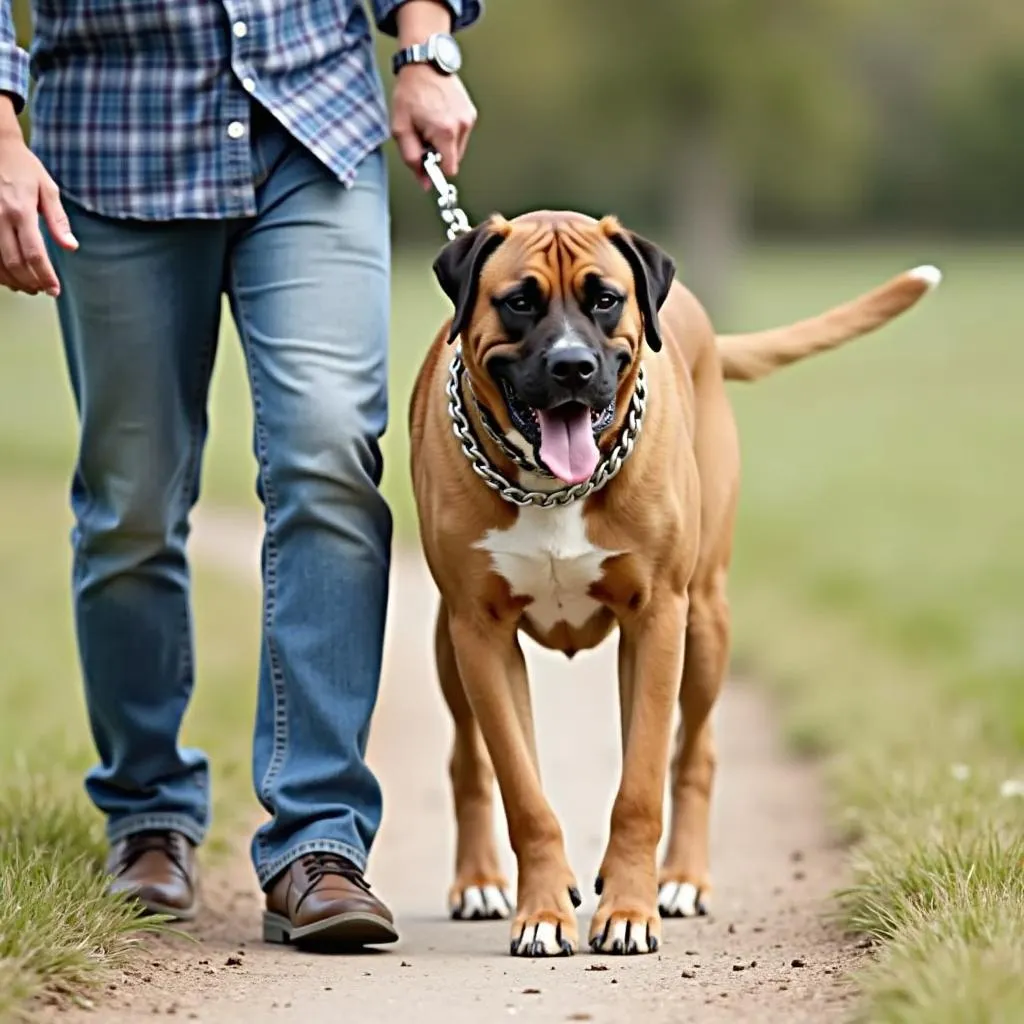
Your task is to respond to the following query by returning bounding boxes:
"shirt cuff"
[0,43,29,114]
[373,0,483,37]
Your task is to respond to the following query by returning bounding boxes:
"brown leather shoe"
[264,852,398,949]
[105,830,198,921]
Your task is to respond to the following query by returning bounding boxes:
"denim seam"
[229,270,289,849]
[177,288,220,834]
[107,813,206,847]
[256,838,368,889]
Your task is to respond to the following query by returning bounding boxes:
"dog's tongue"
[537,405,599,485]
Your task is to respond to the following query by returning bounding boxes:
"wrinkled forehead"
[480,213,634,298]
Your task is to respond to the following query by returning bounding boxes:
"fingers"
[423,104,477,179]
[0,174,70,297]
[0,217,42,295]
[393,115,431,191]
[39,178,79,252]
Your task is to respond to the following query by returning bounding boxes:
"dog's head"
[433,211,675,486]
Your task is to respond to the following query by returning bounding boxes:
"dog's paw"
[449,881,513,921]
[588,896,660,956]
[509,885,581,957]
[657,878,710,919]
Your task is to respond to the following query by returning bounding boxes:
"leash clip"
[423,150,472,241]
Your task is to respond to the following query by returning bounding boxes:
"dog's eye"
[593,292,622,313]
[504,294,535,315]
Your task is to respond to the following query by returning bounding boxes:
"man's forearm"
[395,1,453,45]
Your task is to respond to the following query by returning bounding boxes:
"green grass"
[1,241,1022,1020]
[723,242,1024,1022]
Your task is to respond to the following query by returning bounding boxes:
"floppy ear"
[604,224,676,352]
[432,218,508,345]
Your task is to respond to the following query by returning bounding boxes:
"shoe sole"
[263,910,399,950]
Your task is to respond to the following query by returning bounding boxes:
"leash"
[420,150,648,508]
[423,151,472,240]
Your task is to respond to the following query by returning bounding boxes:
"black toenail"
[594,876,604,896]
[569,887,582,909]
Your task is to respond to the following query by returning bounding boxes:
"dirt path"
[53,508,862,1023]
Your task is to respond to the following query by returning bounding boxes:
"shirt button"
[227,121,246,140]
[233,21,248,38]
[242,77,256,94]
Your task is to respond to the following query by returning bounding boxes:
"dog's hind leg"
[658,377,739,919]
[657,568,730,918]
[436,601,513,921]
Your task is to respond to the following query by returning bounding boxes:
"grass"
[0,240,1022,1020]
[723,242,1024,1022]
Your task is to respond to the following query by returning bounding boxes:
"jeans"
[46,107,393,887]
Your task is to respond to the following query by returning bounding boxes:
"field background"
[3,239,1022,1020]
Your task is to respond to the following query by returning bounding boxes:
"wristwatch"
[392,32,463,76]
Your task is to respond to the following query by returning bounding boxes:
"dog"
[408,210,939,957]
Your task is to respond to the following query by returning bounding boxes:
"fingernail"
[65,232,79,247]
[47,286,60,297]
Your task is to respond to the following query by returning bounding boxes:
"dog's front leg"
[591,593,689,955]
[449,613,581,956]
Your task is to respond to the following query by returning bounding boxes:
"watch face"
[433,34,462,74]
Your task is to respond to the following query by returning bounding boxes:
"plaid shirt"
[0,1,481,220]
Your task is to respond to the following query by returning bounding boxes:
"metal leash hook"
[423,150,472,241]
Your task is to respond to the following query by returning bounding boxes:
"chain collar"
[446,347,647,509]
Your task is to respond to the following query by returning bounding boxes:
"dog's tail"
[715,265,942,383]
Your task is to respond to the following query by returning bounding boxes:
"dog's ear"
[602,219,676,352]
[432,217,509,345]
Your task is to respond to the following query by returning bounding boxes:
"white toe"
[455,886,486,919]
[659,881,700,917]
[657,881,679,912]
[482,885,511,918]
[514,920,563,956]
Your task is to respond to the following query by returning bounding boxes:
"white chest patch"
[475,503,619,633]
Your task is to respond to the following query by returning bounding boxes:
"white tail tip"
[908,264,943,290]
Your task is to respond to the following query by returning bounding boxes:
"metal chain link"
[423,151,472,240]
[446,347,647,509]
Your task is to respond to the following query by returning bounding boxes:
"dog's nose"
[548,346,599,390]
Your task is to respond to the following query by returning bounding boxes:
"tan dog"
[408,211,939,957]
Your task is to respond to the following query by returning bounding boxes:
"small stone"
[791,958,807,968]
[586,964,608,972]
[732,964,745,972]
[793,871,806,881]
[681,970,696,979]
[225,956,243,967]
[685,949,699,956]
[400,960,412,967]
[522,988,541,995]
[727,923,736,934]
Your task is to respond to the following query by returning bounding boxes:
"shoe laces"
[301,852,371,891]
[118,830,188,874]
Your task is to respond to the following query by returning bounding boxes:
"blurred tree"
[8,0,1022,286]
[385,0,876,314]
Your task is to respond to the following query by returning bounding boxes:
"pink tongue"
[537,405,599,485]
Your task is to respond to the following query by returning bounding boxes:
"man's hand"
[0,98,78,297]
[392,66,476,190]
[390,1,477,189]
